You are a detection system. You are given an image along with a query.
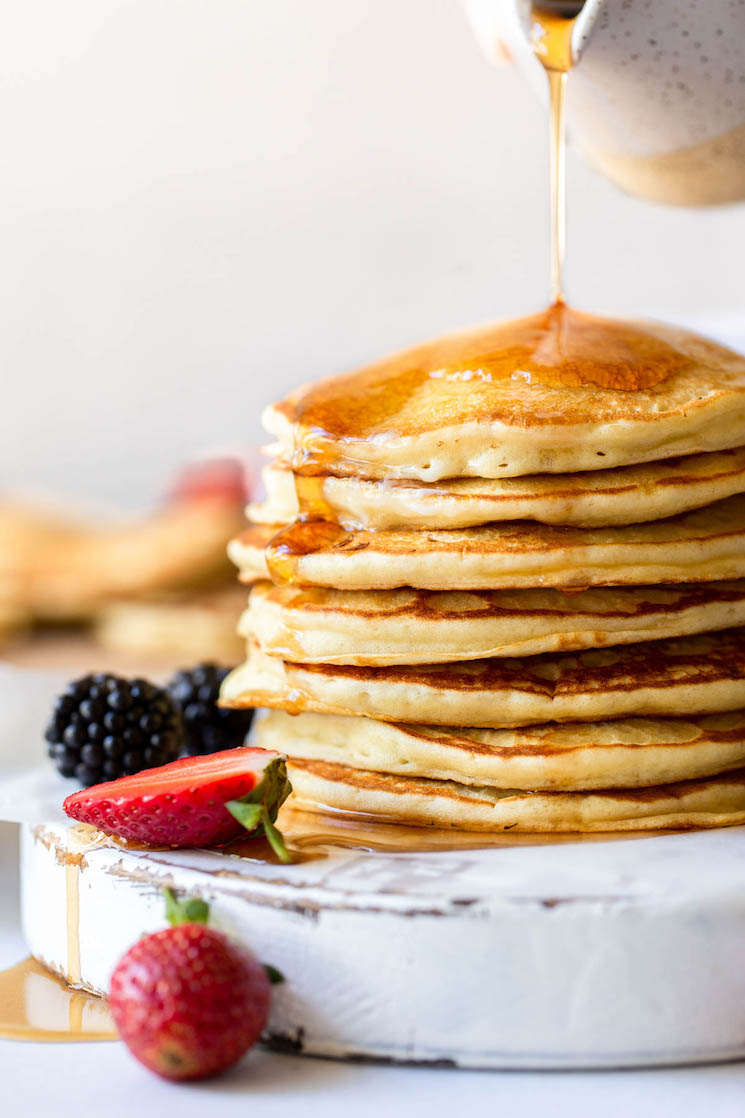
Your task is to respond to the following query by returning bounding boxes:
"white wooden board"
[20,819,745,1069]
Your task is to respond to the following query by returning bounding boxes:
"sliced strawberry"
[63,747,292,860]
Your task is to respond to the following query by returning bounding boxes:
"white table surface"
[1,817,745,1114]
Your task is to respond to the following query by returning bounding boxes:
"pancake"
[242,580,745,665]
[286,758,745,832]
[252,447,745,530]
[0,496,244,622]
[231,495,745,591]
[222,629,745,726]
[265,306,745,482]
[256,709,745,791]
[96,586,246,665]
[0,596,27,647]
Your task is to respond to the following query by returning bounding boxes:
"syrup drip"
[65,862,81,986]
[265,473,347,587]
[0,835,116,1042]
[529,2,585,305]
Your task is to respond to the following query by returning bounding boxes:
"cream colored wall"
[2,0,744,507]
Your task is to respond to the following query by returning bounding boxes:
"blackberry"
[46,673,184,787]
[168,663,254,756]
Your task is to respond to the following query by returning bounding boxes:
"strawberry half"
[63,747,292,861]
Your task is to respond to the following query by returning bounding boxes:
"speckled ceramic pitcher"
[466,0,745,205]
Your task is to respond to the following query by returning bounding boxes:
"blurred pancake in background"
[96,585,245,665]
[0,457,248,669]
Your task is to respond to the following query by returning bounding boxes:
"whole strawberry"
[109,892,273,1081]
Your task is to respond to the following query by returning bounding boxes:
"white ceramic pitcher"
[466,0,745,206]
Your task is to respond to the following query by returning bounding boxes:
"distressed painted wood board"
[20,818,745,1069]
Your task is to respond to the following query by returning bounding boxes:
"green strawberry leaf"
[163,887,210,927]
[263,964,285,986]
[225,756,294,864]
[226,801,264,832]
[261,810,293,864]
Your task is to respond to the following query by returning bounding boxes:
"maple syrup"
[0,957,116,1043]
[270,807,660,854]
[529,1,583,304]
[265,469,351,585]
[0,828,117,1042]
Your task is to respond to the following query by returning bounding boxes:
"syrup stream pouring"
[529,1,586,305]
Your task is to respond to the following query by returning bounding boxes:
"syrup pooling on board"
[0,958,116,1043]
[222,808,659,858]
[0,826,117,1043]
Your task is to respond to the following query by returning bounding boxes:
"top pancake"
[265,306,745,481]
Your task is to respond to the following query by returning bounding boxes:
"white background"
[1,0,744,509]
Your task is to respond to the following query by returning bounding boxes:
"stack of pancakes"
[221,306,745,831]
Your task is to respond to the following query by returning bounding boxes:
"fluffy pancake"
[265,307,745,482]
[223,629,745,726]
[257,709,745,791]
[242,580,745,665]
[286,758,745,832]
[253,447,745,530]
[232,495,745,591]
